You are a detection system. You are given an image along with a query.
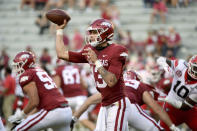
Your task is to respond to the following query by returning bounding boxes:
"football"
[46,9,71,25]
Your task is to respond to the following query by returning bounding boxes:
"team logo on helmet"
[101,22,112,27]
[20,54,30,59]
[85,19,114,47]
[13,51,35,76]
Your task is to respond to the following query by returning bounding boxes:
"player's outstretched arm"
[156,56,172,67]
[73,93,102,119]
[56,20,69,61]
[142,91,178,130]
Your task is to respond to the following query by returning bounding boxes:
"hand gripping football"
[46,9,71,25]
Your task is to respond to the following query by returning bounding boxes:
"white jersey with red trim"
[167,59,197,102]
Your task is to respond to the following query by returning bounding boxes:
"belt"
[49,103,69,111]
[59,103,69,108]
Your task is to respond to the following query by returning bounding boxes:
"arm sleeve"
[169,59,187,76]
[108,57,123,80]
[170,59,179,70]
[68,51,88,63]
[108,47,128,79]
[19,73,33,88]
[138,83,152,97]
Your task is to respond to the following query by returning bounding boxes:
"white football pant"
[128,104,163,131]
[95,97,130,131]
[14,107,72,131]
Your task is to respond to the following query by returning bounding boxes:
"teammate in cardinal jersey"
[123,71,179,131]
[52,60,95,130]
[157,56,197,130]
[55,19,130,130]
[8,51,72,131]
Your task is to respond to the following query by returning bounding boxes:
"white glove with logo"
[8,110,26,123]
[170,124,180,131]
[158,96,182,109]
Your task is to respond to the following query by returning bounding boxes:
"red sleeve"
[138,82,153,97]
[19,72,33,88]
[108,57,123,80]
[68,51,87,63]
[108,46,128,79]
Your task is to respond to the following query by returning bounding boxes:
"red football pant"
[160,103,197,131]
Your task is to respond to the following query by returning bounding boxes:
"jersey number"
[36,71,56,90]
[173,81,189,98]
[62,68,80,85]
[93,67,107,88]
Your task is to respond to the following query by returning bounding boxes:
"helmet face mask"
[85,28,103,47]
[13,51,35,76]
[85,19,114,47]
[188,56,197,80]
[149,64,163,83]
[150,70,161,83]
[12,60,27,76]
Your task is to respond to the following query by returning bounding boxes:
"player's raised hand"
[156,56,167,66]
[56,19,67,30]
[82,48,98,63]
[158,96,182,109]
[170,124,181,131]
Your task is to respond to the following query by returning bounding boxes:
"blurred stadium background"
[0,0,197,130]
[0,0,197,61]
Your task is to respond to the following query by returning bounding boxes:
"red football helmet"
[85,18,114,47]
[124,70,141,81]
[13,51,35,76]
[188,55,197,79]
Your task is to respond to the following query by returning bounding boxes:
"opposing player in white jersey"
[157,55,197,130]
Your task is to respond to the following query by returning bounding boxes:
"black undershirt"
[95,43,110,51]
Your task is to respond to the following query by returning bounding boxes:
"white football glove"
[156,56,169,72]
[156,56,166,66]
[170,124,180,131]
[158,96,182,109]
[8,110,26,123]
